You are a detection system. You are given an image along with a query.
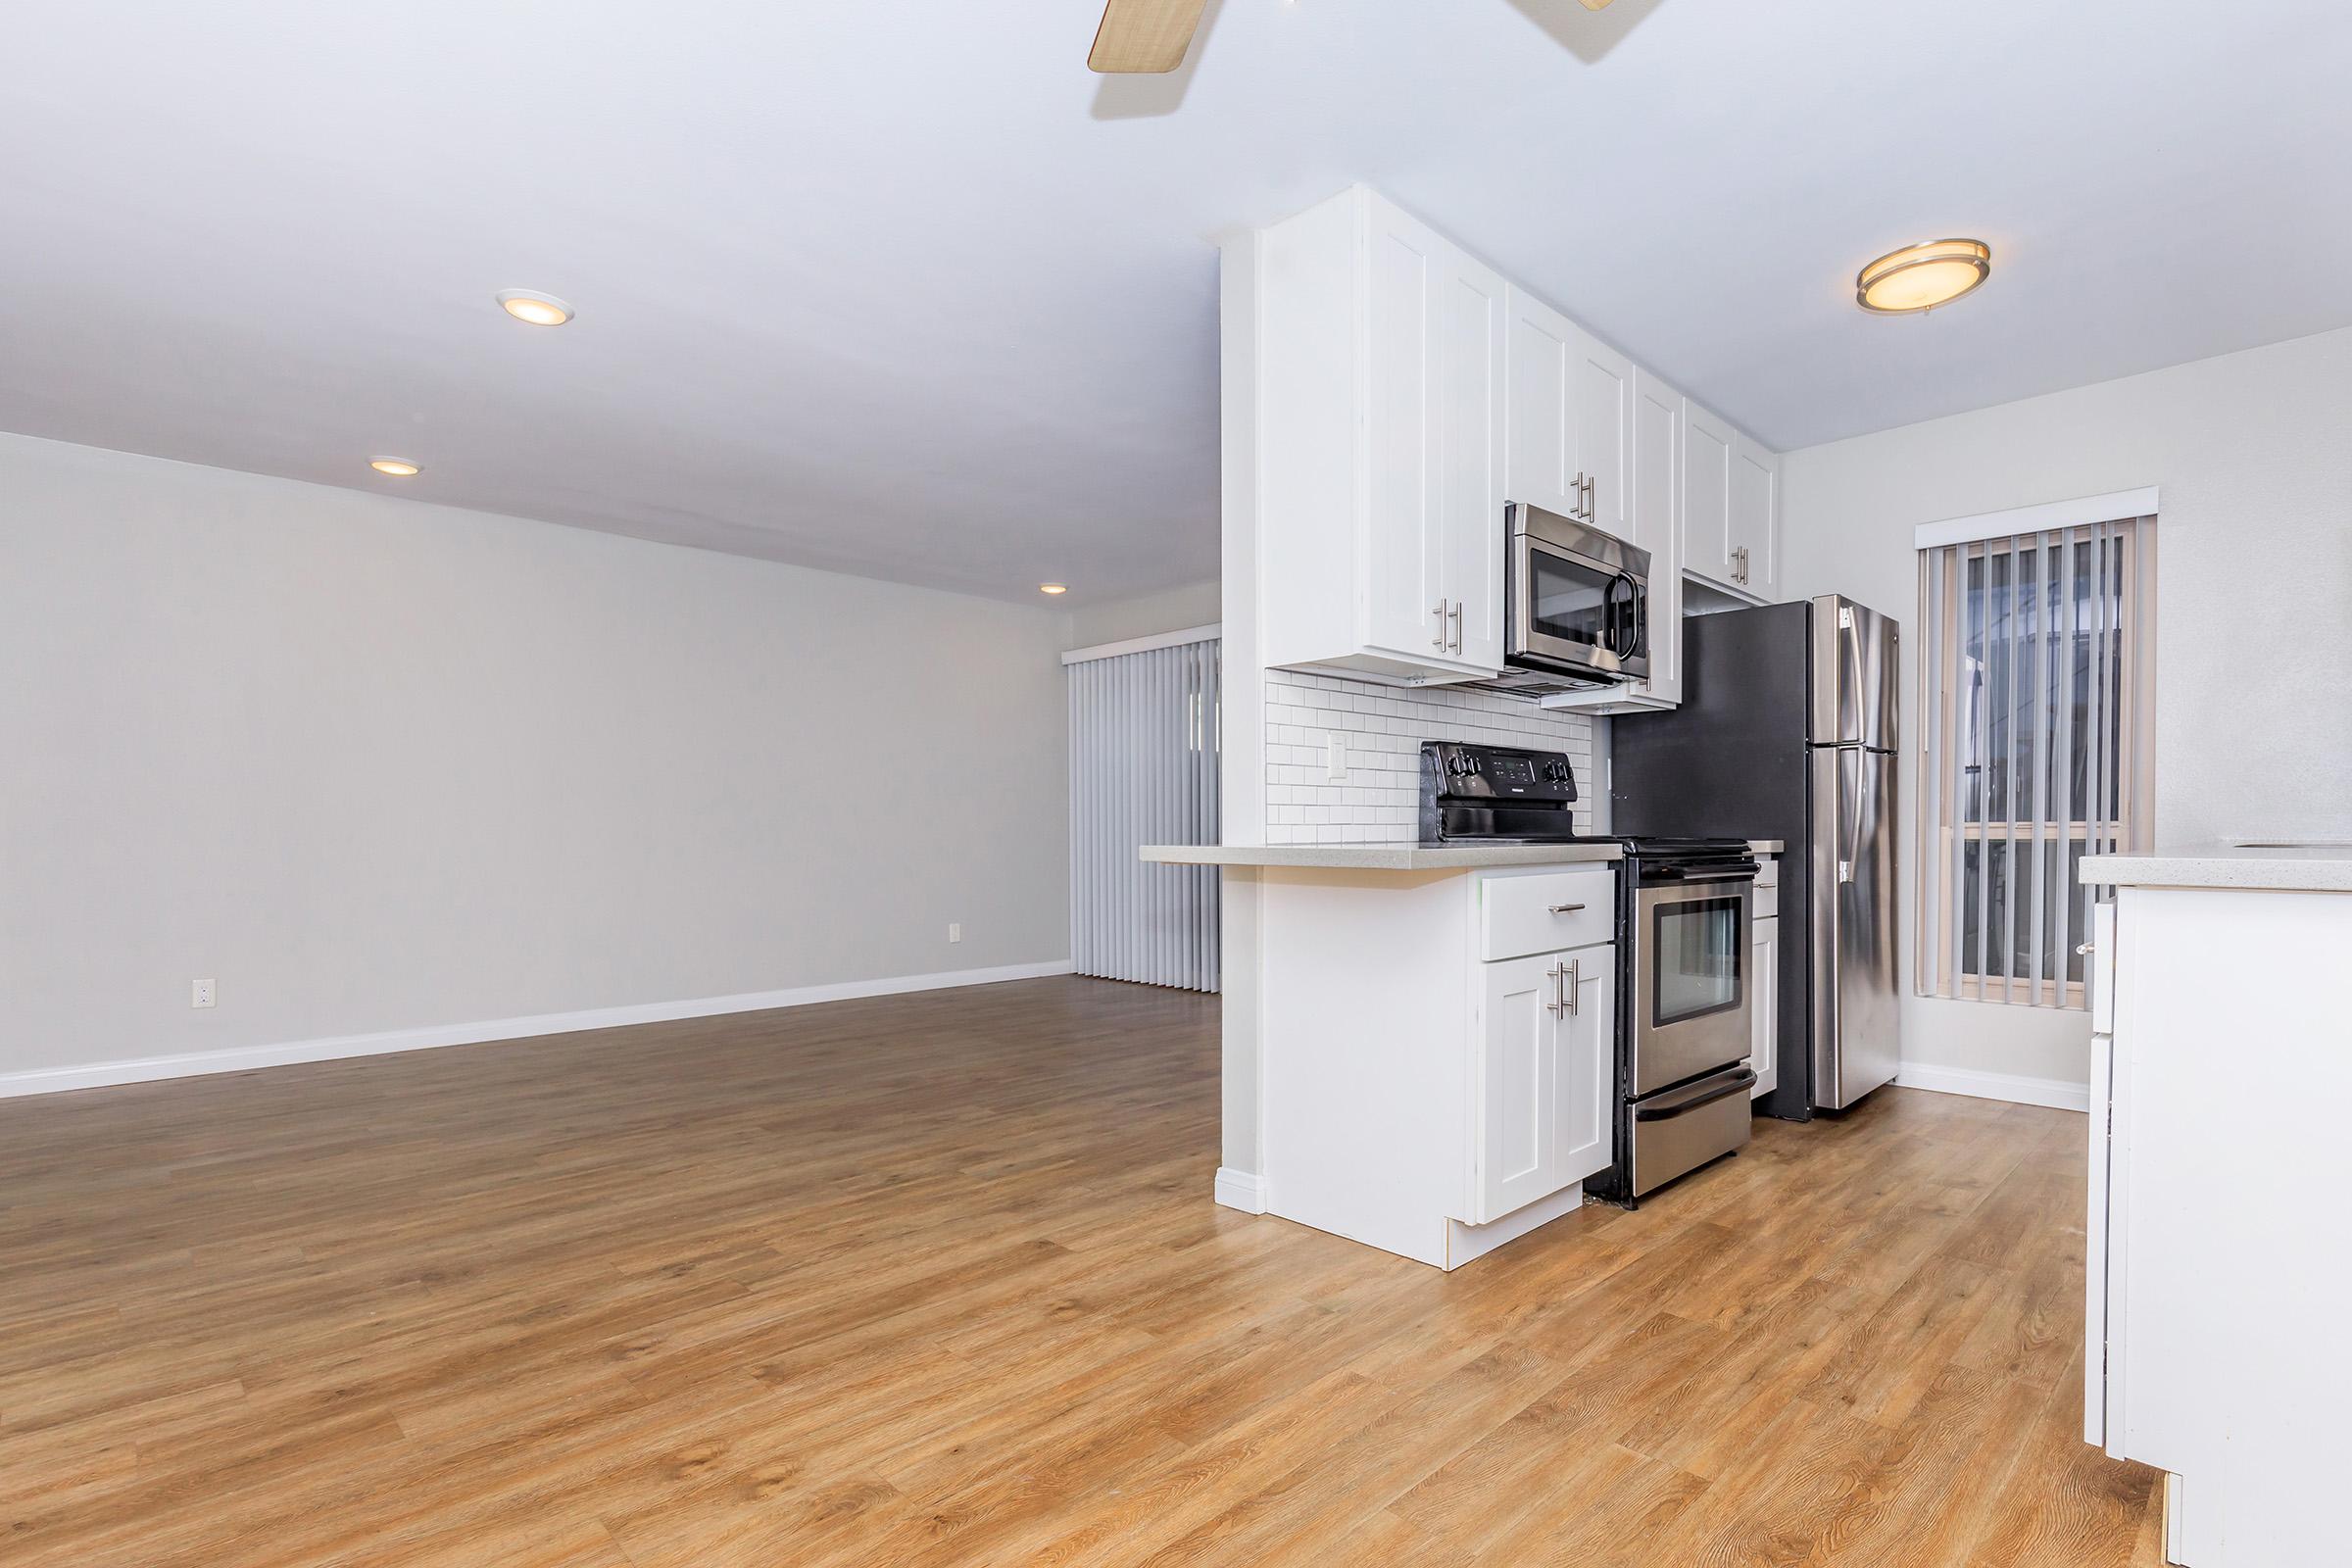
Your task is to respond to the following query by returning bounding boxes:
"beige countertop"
[2082,841,2352,893]
[1143,838,1781,871]
[1139,842,1623,871]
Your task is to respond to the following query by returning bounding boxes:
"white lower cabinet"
[2082,883,2352,1566]
[1747,915,1779,1101]
[1472,945,1614,1224]
[1254,860,1619,1270]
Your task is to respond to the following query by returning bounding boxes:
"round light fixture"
[368,457,421,476]
[1039,583,1068,595]
[495,289,574,326]
[1856,238,1992,314]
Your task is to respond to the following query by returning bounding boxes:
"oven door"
[1510,531,1647,681]
[1632,880,1753,1097]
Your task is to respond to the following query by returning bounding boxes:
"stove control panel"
[1420,742,1579,805]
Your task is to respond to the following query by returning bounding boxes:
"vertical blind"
[1067,636,1221,992]
[1916,514,2157,1006]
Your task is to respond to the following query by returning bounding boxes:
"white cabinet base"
[1254,863,1614,1271]
[1446,1181,1588,1270]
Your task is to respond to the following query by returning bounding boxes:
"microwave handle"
[1610,573,1644,660]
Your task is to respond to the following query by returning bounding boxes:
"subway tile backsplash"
[1260,669,1597,844]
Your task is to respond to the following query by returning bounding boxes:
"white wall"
[1,432,1073,1087]
[1065,579,1220,649]
[1781,324,2352,1094]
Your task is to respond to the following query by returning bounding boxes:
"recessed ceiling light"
[495,290,574,327]
[1040,583,1068,595]
[1856,238,1992,314]
[368,457,421,476]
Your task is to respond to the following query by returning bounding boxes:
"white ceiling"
[5,1,2348,605]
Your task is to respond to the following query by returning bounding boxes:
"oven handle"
[1642,859,1759,883]
[1634,1066,1758,1120]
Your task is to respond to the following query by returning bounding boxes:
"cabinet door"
[1475,948,1612,1222]
[1474,953,1567,1223]
[1361,197,1446,662]
[1436,246,1507,671]
[1730,432,1780,601]
[1683,397,1737,590]
[1748,916,1779,1100]
[1504,285,1578,519]
[1573,331,1634,543]
[1556,949,1615,1184]
[1630,369,1683,706]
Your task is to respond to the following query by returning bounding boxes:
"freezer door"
[1809,596,1900,750]
[1810,746,1900,1109]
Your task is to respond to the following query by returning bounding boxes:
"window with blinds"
[1915,514,2156,1006]
[1066,634,1222,992]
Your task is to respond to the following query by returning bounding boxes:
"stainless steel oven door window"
[1653,894,1743,1026]
[1632,881,1752,1096]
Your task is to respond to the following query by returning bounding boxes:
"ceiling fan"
[1091,0,1616,74]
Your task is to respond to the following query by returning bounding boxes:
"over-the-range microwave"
[1476,502,1651,699]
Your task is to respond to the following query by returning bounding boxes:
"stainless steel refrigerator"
[1610,595,1900,1119]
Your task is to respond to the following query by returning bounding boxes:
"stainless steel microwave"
[1500,502,1651,690]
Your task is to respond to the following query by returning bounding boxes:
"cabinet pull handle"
[1565,956,1581,1016]
[1582,473,1596,519]
[1544,960,1566,1018]
[1546,903,1586,915]
[1447,601,1463,652]
[1432,601,1447,649]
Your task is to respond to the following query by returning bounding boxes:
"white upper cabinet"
[1245,185,1785,691]
[1729,431,1782,602]
[1683,397,1736,591]
[1543,367,1685,715]
[1504,287,1579,521]
[1503,286,1632,542]
[1573,332,1634,543]
[1684,397,1781,602]
[1255,186,1503,685]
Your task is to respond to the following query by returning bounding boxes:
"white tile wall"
[1259,669,1598,844]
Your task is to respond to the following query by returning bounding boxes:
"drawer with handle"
[1478,865,1614,961]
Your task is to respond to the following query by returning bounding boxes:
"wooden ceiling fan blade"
[1090,0,1210,74]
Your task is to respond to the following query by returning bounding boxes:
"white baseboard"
[1213,1166,1269,1214]
[1894,1062,2091,1113]
[0,960,1077,1100]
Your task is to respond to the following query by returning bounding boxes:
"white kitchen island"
[2081,843,2352,1568]
[1144,843,1622,1270]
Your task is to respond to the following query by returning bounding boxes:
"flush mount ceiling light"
[1856,238,1993,314]
[1039,583,1068,595]
[495,289,574,326]
[368,457,421,476]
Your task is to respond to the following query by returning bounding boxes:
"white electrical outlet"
[191,978,216,1008]
[948,923,962,944]
[1326,733,1348,782]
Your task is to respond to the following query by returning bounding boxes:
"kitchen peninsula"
[1144,841,1622,1269]
[2081,843,2352,1566]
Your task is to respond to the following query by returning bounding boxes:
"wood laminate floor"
[1,976,2161,1566]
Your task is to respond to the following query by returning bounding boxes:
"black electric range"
[1420,741,1762,1205]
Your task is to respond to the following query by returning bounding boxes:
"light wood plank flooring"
[0,976,2161,1566]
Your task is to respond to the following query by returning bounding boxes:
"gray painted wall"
[2,433,1072,1079]
[1780,324,2352,1090]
